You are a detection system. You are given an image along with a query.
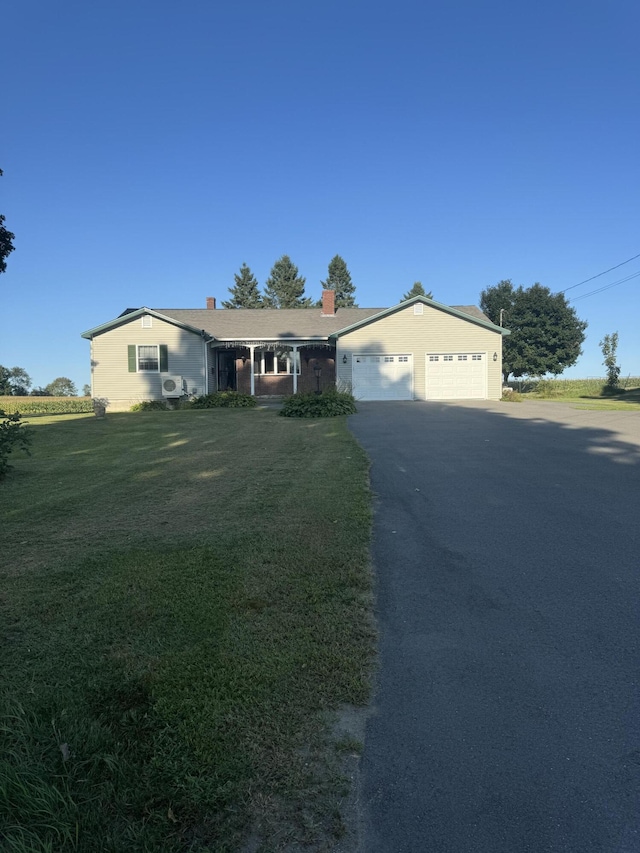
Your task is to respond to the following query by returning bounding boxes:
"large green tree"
[0,169,15,275]
[0,366,32,396]
[402,281,433,301]
[46,377,77,397]
[480,280,587,382]
[222,263,263,308]
[263,255,311,308]
[320,255,357,307]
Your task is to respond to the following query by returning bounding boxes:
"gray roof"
[154,307,385,339]
[155,303,493,340]
[81,297,503,341]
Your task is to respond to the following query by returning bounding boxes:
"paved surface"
[348,401,640,853]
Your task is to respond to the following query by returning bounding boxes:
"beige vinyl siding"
[91,315,206,409]
[336,303,503,400]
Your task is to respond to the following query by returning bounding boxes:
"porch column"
[292,344,299,394]
[249,345,255,396]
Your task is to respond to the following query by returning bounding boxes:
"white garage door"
[352,354,413,401]
[425,353,487,400]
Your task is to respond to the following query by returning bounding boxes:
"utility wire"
[569,269,640,302]
[560,252,640,294]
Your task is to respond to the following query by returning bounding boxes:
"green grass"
[0,410,374,852]
[506,378,640,410]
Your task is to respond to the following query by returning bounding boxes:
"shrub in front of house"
[279,390,357,418]
[189,392,257,409]
[130,400,169,412]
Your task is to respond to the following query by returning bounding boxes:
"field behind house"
[506,377,640,410]
[0,410,374,852]
[0,396,94,415]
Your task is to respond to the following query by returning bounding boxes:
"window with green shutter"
[128,345,168,372]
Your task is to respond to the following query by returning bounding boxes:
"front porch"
[211,342,336,396]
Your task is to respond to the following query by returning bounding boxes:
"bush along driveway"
[0,409,374,852]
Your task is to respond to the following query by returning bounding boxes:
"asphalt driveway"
[348,401,640,853]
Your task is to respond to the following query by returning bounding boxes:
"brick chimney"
[321,289,335,316]
[206,297,216,310]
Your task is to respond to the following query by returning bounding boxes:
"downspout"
[201,332,208,395]
[292,344,299,394]
[249,345,255,396]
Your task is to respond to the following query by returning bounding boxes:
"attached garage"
[333,297,508,402]
[352,353,413,401]
[425,352,488,400]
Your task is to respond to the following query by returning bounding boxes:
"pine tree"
[222,263,263,308]
[402,282,433,301]
[320,255,357,307]
[263,255,311,308]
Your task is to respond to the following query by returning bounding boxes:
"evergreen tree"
[402,282,433,301]
[263,255,311,308]
[222,263,263,308]
[320,255,357,307]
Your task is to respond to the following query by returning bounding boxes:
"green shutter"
[128,345,136,372]
[159,345,168,372]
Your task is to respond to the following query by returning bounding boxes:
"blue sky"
[2,0,639,390]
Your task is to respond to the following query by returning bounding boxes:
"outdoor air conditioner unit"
[161,375,184,397]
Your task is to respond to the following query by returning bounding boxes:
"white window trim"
[137,344,160,372]
[253,349,301,375]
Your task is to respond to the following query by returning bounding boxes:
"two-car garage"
[351,351,489,401]
[335,298,506,402]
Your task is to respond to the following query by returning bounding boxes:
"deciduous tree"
[0,366,32,396]
[480,281,587,382]
[45,377,77,397]
[222,263,263,308]
[600,332,620,389]
[263,255,311,308]
[0,169,15,275]
[401,282,433,301]
[320,255,357,307]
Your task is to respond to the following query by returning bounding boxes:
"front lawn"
[0,410,374,852]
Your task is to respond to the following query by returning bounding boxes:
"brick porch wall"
[233,347,336,396]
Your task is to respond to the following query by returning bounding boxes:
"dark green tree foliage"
[321,255,357,307]
[0,366,32,396]
[0,410,31,479]
[222,263,263,308]
[481,281,587,382]
[263,255,311,308]
[45,377,77,397]
[0,169,15,275]
[402,281,433,301]
[600,332,621,388]
[478,279,514,328]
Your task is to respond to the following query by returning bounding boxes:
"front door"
[218,351,237,391]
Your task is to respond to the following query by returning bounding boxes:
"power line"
[569,269,640,302]
[560,252,640,294]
